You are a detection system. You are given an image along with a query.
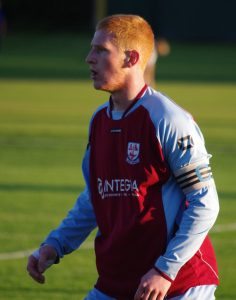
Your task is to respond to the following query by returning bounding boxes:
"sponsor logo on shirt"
[126,142,140,165]
[97,178,139,199]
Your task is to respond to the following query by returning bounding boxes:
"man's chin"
[93,82,101,89]
[93,83,110,92]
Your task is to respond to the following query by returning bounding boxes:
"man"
[27,14,219,300]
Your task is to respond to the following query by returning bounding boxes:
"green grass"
[0,34,236,299]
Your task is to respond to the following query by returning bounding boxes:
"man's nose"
[85,51,95,64]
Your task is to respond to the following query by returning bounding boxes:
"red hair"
[96,14,155,70]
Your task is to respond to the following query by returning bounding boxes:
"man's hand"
[27,245,57,284]
[134,268,171,300]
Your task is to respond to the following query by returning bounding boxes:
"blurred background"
[0,0,236,81]
[0,1,236,299]
[3,0,236,40]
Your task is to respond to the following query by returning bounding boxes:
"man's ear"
[125,50,139,67]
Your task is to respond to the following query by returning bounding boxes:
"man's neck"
[111,81,146,111]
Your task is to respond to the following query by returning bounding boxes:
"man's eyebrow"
[91,44,108,51]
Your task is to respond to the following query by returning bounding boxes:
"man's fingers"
[38,254,48,273]
[137,286,157,300]
[134,268,171,300]
[27,245,57,284]
[157,292,166,300]
[134,282,147,300]
[147,290,159,300]
[134,282,165,300]
[141,288,152,300]
[28,269,45,284]
[27,255,45,284]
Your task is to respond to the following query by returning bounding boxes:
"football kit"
[43,85,219,299]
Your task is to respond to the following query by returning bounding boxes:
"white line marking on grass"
[1,224,236,261]
[0,241,94,261]
[0,249,35,260]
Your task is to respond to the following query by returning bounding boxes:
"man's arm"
[42,187,97,258]
[155,181,219,280]
[135,181,219,299]
[27,186,97,283]
[136,101,219,298]
[154,109,220,280]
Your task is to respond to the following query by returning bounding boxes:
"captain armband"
[174,160,213,194]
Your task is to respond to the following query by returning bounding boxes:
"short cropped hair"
[96,14,155,70]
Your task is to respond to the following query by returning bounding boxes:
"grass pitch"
[0,34,236,299]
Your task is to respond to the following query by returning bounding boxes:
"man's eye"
[94,46,107,54]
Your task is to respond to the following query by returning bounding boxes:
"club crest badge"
[126,142,140,165]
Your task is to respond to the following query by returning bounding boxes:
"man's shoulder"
[91,102,109,120]
[141,87,192,124]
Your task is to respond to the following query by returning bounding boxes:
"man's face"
[86,29,127,92]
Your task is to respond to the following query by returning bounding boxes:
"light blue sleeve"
[155,104,219,280]
[43,147,97,259]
